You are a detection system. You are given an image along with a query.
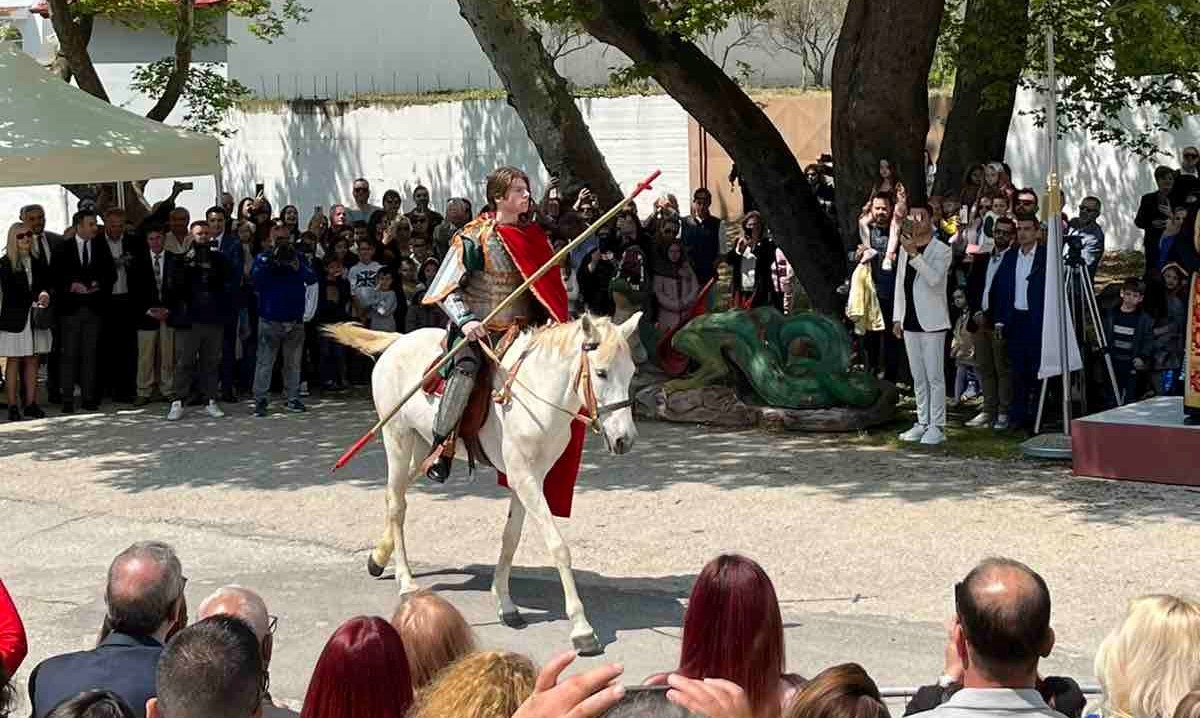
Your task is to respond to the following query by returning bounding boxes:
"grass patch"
[840,395,1027,461]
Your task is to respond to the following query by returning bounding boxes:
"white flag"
[1038,248,1083,380]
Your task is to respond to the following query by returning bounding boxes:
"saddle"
[421,325,525,474]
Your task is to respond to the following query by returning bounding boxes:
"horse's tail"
[321,322,402,357]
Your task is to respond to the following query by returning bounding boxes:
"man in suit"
[988,215,1048,433]
[130,227,175,406]
[1134,166,1175,277]
[19,204,65,402]
[99,207,143,404]
[28,541,188,718]
[965,216,1016,430]
[892,205,953,446]
[209,206,245,403]
[52,209,116,413]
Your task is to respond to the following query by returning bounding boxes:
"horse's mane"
[525,315,624,363]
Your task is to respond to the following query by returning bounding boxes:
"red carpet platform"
[1071,396,1200,487]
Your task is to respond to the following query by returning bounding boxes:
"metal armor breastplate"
[463,228,535,330]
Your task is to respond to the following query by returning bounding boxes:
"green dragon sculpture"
[665,307,883,409]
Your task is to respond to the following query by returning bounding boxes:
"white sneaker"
[993,414,1010,430]
[920,426,946,445]
[166,401,184,421]
[899,423,928,442]
[205,401,225,419]
[965,412,993,428]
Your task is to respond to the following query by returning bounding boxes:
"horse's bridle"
[481,338,635,434]
[573,341,635,434]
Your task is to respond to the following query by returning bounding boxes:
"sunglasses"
[15,231,33,239]
[1185,153,1199,159]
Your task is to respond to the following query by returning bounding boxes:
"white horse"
[326,313,641,655]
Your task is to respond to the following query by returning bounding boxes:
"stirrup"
[420,433,455,484]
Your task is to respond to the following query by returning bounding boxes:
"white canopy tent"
[0,41,220,188]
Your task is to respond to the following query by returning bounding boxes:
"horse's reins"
[476,336,633,434]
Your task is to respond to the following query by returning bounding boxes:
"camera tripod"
[1033,252,1122,433]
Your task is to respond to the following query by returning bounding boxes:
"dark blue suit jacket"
[28,632,162,718]
[987,243,1048,332]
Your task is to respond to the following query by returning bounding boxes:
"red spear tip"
[634,169,662,196]
[331,430,377,474]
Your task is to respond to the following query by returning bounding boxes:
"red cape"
[493,219,585,518]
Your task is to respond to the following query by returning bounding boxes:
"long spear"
[330,169,662,473]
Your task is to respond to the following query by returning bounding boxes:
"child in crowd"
[1102,278,1155,406]
[367,270,399,333]
[1154,263,1188,395]
[950,289,979,405]
[348,239,383,321]
[406,257,448,332]
[317,256,351,391]
[978,193,1010,254]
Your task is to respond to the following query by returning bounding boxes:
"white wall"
[218,95,691,218]
[1004,87,1199,253]
[224,0,807,97]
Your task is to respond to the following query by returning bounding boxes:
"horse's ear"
[580,313,598,342]
[618,311,642,343]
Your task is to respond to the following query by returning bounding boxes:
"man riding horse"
[420,166,571,482]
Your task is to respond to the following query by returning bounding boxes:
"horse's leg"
[370,429,420,593]
[506,470,602,655]
[492,494,526,628]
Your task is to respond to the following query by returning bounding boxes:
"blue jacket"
[253,250,317,323]
[28,632,162,718]
[217,233,245,298]
[987,243,1047,332]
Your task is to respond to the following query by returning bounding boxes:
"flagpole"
[1023,27,1073,459]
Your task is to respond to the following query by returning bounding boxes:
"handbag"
[31,304,55,331]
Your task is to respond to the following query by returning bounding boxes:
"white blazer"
[892,238,951,332]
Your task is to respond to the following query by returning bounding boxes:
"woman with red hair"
[299,616,414,718]
[648,554,791,718]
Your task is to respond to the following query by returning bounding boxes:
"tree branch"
[47,0,108,101]
[145,0,195,122]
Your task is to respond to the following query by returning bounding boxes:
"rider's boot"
[425,354,478,483]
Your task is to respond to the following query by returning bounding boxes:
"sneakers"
[920,426,946,445]
[205,401,225,419]
[898,423,929,442]
[965,412,993,428]
[285,399,307,413]
[299,381,310,397]
[166,400,184,421]
[993,414,1010,430]
[961,386,980,401]
[254,399,269,417]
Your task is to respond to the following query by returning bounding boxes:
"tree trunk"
[456,0,623,209]
[578,0,846,313]
[831,0,943,243]
[145,0,196,122]
[46,0,107,101]
[932,0,1031,197]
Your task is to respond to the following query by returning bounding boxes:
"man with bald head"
[198,586,296,718]
[908,557,1065,718]
[29,542,187,718]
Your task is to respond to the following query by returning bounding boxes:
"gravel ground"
[2,396,1197,707]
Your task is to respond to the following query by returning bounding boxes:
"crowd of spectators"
[847,149,1200,445]
[3,547,1199,718]
[0,175,801,422]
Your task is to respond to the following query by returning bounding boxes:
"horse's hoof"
[366,554,385,578]
[500,611,527,629]
[572,633,604,657]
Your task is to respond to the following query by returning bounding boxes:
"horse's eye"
[595,369,608,380]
